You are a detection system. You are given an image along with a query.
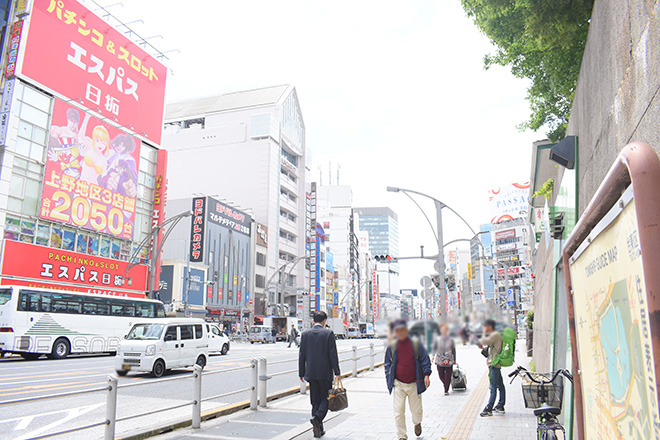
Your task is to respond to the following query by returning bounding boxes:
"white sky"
[109,0,544,290]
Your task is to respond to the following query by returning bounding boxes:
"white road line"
[12,416,33,431]
[13,403,103,440]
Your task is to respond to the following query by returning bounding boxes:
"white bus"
[0,285,166,360]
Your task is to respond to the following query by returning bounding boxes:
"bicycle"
[508,366,574,440]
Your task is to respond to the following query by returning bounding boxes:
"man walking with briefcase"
[299,311,341,438]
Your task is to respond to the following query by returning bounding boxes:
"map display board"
[569,188,660,439]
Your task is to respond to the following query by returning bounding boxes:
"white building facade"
[162,85,310,314]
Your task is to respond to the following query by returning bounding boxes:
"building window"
[255,274,265,288]
[281,148,298,167]
[250,114,271,139]
[256,252,266,267]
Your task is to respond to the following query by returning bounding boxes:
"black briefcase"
[327,377,348,412]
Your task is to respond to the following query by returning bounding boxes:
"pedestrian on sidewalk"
[384,319,432,440]
[288,323,299,348]
[432,323,456,395]
[478,319,505,417]
[298,311,341,438]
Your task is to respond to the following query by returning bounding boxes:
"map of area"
[570,198,660,440]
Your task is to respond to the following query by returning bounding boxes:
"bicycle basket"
[521,373,564,409]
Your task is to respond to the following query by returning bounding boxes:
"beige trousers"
[393,379,423,439]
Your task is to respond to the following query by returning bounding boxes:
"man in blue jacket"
[384,319,432,440]
[299,311,341,438]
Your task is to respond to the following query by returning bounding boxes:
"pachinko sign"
[18,0,167,144]
[40,99,140,240]
[488,182,531,224]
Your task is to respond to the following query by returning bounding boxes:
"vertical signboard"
[190,197,206,262]
[563,143,660,440]
[5,19,24,78]
[17,0,168,144]
[372,268,379,319]
[151,149,168,292]
[40,99,140,240]
[0,79,16,145]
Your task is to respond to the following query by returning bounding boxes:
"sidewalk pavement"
[146,340,536,440]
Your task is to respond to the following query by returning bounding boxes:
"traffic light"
[374,255,394,263]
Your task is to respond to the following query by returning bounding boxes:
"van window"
[164,326,178,341]
[194,324,203,339]
[180,325,193,340]
[211,326,221,336]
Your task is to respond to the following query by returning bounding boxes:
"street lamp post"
[265,256,306,316]
[126,210,193,297]
[387,187,476,323]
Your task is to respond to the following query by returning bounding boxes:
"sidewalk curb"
[118,362,384,440]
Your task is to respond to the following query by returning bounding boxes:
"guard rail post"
[250,358,258,410]
[258,357,268,408]
[104,375,118,440]
[352,346,358,377]
[192,364,202,428]
[369,343,375,371]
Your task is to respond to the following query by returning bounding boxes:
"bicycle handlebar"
[508,366,574,385]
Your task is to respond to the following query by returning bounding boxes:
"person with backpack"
[288,323,299,348]
[478,319,506,416]
[432,323,456,395]
[384,319,432,440]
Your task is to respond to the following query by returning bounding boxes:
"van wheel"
[21,353,41,360]
[47,338,70,360]
[116,370,128,377]
[152,359,166,378]
[221,344,229,355]
[250,341,254,344]
[195,355,206,369]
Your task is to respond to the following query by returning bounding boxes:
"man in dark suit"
[299,311,341,438]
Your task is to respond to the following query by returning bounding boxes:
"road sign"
[420,276,432,288]
[507,289,514,306]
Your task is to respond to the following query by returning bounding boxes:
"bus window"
[155,303,166,318]
[179,325,193,340]
[194,324,203,339]
[0,288,11,305]
[18,290,40,312]
[137,303,153,318]
[112,300,135,317]
[41,292,52,312]
[83,297,110,315]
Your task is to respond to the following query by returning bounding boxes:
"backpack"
[389,337,421,364]
[492,327,517,367]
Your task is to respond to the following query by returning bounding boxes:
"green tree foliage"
[461,0,594,141]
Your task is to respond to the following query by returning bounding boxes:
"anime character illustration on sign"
[48,107,90,179]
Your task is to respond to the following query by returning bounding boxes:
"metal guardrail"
[0,343,382,440]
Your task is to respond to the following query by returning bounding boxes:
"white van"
[249,325,275,344]
[115,318,209,378]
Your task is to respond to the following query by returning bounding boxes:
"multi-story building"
[470,223,496,300]
[0,1,168,299]
[491,218,532,313]
[162,85,310,315]
[354,207,400,313]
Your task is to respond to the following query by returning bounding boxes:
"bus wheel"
[20,353,41,361]
[47,338,70,360]
[152,359,166,378]
[116,370,128,377]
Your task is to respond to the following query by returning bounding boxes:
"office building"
[354,207,399,313]
[162,85,310,314]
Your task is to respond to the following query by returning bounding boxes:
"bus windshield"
[127,323,166,340]
[0,289,10,306]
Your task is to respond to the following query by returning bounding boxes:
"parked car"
[346,327,360,339]
[249,325,275,344]
[115,318,209,378]
[207,323,230,355]
[276,329,288,342]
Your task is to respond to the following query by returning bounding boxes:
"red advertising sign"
[372,268,379,319]
[19,0,167,144]
[1,240,147,297]
[497,266,522,276]
[40,99,140,240]
[5,19,24,78]
[495,229,516,240]
[151,149,168,292]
